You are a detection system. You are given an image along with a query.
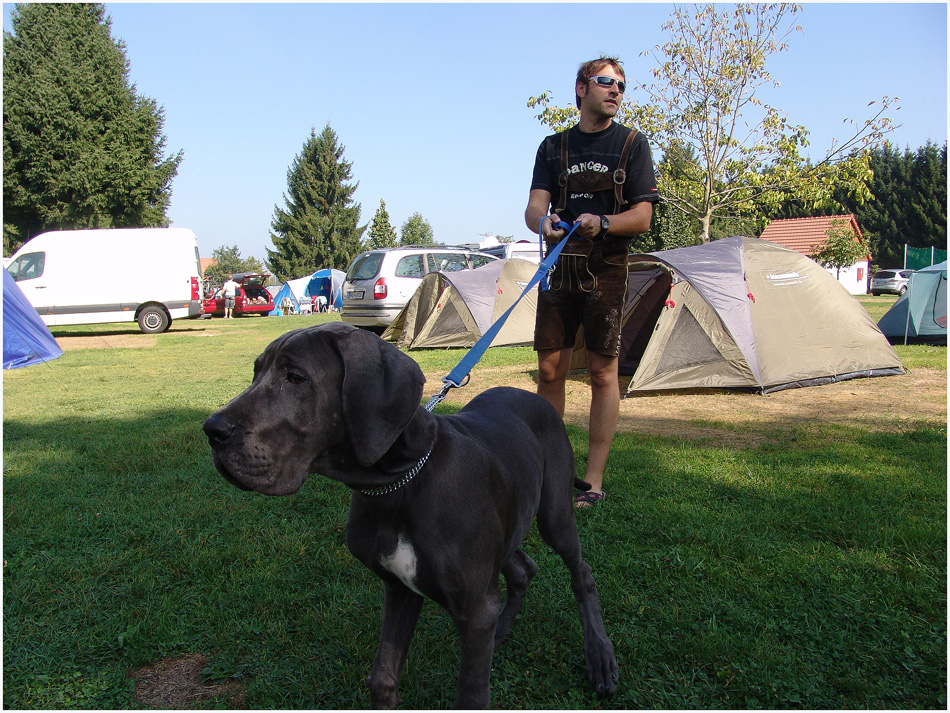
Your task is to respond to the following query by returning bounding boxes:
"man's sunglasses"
[589,75,626,93]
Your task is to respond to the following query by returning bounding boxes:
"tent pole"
[903,275,913,346]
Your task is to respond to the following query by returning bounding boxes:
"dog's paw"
[585,635,618,696]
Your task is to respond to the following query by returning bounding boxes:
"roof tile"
[760,215,866,257]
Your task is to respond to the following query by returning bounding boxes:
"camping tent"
[306,268,346,310]
[3,268,63,369]
[269,269,347,316]
[877,261,947,345]
[269,282,301,316]
[571,236,904,394]
[383,258,539,349]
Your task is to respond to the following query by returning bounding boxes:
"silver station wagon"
[870,269,915,296]
[341,246,496,331]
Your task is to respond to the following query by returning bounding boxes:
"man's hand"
[573,213,604,240]
[541,214,567,243]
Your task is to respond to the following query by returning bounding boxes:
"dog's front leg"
[367,583,424,709]
[451,594,500,709]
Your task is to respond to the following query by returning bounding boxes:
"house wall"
[823,260,869,295]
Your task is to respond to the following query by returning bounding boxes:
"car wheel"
[871,291,880,296]
[898,286,907,295]
[138,305,170,334]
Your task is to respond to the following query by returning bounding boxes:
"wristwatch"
[598,215,610,239]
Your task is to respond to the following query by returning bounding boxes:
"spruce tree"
[267,124,364,281]
[3,3,182,254]
[366,199,398,249]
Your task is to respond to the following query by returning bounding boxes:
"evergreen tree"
[267,124,364,281]
[3,3,182,254]
[769,142,947,268]
[366,199,398,249]
[907,141,947,252]
[399,212,435,245]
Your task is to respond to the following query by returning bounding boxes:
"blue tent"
[269,269,346,316]
[877,261,947,345]
[305,268,346,310]
[269,282,301,316]
[3,268,63,369]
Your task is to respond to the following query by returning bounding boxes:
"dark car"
[202,273,274,317]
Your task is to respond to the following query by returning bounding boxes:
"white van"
[480,240,542,263]
[5,227,203,333]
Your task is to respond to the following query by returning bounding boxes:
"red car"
[202,273,274,317]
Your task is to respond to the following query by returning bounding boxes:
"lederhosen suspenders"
[554,126,638,214]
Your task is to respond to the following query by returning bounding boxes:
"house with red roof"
[759,214,869,294]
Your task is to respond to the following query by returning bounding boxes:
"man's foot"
[574,490,606,509]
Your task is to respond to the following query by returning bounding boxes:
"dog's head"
[203,323,426,495]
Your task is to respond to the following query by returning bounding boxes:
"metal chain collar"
[358,447,433,497]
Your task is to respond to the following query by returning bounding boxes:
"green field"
[3,309,946,708]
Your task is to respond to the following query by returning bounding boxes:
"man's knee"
[537,348,571,385]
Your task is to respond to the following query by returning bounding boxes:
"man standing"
[525,56,658,507]
[222,274,240,319]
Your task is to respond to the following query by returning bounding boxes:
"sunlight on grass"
[4,313,946,708]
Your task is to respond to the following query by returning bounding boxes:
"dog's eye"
[286,373,309,385]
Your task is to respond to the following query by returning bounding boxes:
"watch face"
[601,216,610,231]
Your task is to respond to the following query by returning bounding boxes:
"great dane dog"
[203,322,617,708]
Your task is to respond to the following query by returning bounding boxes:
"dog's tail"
[574,478,591,492]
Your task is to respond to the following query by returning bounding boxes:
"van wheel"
[138,306,170,334]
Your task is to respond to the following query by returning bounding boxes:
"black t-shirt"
[530,122,659,225]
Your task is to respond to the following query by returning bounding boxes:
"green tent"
[877,262,947,345]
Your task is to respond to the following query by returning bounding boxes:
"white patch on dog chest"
[379,535,423,596]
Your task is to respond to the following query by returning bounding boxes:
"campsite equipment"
[571,236,904,394]
[269,269,346,316]
[306,268,346,310]
[3,268,63,369]
[383,258,539,349]
[877,261,947,345]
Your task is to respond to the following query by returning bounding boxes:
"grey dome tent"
[383,258,538,349]
[572,236,904,394]
[877,261,947,345]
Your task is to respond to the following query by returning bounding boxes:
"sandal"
[574,490,606,509]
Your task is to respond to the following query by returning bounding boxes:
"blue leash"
[425,220,579,410]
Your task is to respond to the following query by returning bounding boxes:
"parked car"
[480,239,542,263]
[870,269,915,296]
[341,246,497,330]
[203,273,274,317]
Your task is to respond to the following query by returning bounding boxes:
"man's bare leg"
[536,347,573,416]
[582,351,620,497]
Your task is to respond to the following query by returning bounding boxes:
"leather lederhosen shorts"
[534,237,629,357]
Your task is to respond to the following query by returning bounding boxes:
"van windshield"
[8,252,45,281]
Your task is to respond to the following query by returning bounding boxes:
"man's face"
[577,64,625,118]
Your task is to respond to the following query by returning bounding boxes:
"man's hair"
[575,55,626,109]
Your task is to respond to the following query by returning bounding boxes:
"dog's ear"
[329,326,425,466]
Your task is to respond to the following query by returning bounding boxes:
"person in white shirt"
[222,275,240,319]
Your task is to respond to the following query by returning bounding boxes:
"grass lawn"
[3,310,946,708]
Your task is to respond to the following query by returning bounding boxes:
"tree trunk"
[700,212,712,243]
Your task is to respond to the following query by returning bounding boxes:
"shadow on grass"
[4,407,946,709]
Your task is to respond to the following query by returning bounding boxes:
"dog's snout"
[203,412,235,445]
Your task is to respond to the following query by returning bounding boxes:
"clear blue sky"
[4,2,947,265]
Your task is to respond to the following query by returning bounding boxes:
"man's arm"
[525,188,567,241]
[572,201,653,240]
